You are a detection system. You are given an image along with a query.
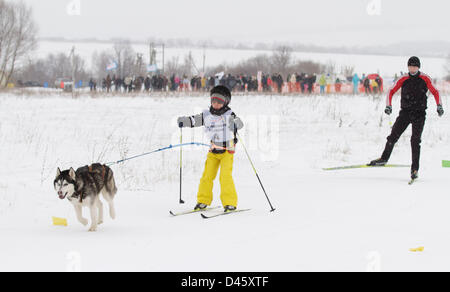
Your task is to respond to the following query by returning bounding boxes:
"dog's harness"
[70,183,83,203]
[70,164,107,203]
[89,164,107,181]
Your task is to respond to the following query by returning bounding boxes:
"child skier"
[177,86,244,212]
[369,56,444,180]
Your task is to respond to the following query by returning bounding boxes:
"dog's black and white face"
[54,168,77,200]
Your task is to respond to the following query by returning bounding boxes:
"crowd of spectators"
[87,72,387,95]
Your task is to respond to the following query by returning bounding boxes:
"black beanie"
[408,56,421,68]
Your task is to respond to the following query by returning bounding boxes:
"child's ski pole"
[237,132,275,212]
[179,127,185,204]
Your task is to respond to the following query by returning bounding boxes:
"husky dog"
[54,163,118,232]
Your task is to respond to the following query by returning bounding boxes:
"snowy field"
[36,40,448,79]
[1,92,450,272]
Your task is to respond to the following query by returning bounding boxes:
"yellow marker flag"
[52,217,68,227]
[409,247,424,252]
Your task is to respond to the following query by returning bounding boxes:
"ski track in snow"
[0,93,449,271]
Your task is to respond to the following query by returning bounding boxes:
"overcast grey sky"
[22,0,450,47]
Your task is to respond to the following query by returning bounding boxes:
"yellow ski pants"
[197,151,238,207]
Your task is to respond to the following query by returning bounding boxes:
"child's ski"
[170,206,221,217]
[200,209,251,219]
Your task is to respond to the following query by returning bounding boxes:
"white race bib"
[203,109,234,143]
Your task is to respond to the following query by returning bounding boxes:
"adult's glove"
[228,117,244,132]
[437,105,444,117]
[385,105,392,115]
[177,116,191,128]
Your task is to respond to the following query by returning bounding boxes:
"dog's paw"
[79,218,89,226]
[97,220,104,225]
[88,226,97,232]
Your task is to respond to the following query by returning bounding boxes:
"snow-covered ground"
[35,40,448,79]
[1,92,450,271]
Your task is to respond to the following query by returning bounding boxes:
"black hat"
[408,56,421,68]
[210,85,231,105]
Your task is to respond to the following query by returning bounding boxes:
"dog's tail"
[104,165,118,197]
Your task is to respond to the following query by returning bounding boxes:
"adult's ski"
[169,206,220,217]
[200,209,251,219]
[323,164,410,171]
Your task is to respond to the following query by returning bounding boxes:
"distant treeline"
[14,43,340,86]
[39,37,450,58]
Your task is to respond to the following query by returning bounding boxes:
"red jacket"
[386,72,440,111]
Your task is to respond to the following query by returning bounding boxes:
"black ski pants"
[381,109,426,171]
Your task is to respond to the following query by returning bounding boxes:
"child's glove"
[229,117,244,132]
[177,116,192,128]
[437,105,444,117]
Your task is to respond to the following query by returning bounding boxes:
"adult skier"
[177,86,244,212]
[368,56,444,181]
